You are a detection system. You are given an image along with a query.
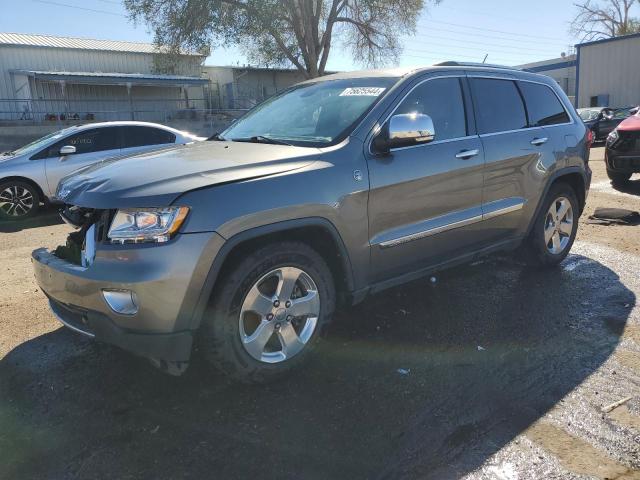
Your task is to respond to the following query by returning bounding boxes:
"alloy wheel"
[544,196,574,255]
[239,266,320,364]
[0,185,34,218]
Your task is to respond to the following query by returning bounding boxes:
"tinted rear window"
[122,126,176,148]
[519,82,569,126]
[470,78,527,134]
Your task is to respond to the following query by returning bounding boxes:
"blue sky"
[0,0,580,69]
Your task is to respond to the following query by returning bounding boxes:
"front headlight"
[108,207,189,244]
[607,129,619,144]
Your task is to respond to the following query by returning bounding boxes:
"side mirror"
[59,145,76,156]
[373,113,435,154]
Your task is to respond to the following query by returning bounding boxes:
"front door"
[41,127,121,196]
[367,76,485,283]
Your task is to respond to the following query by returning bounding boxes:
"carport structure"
[8,70,209,122]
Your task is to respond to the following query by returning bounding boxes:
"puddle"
[525,422,640,479]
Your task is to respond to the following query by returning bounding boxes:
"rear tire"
[200,241,335,384]
[0,180,40,221]
[607,169,631,185]
[521,182,579,267]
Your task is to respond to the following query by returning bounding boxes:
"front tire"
[200,241,336,384]
[607,169,631,184]
[0,180,40,221]
[521,182,579,267]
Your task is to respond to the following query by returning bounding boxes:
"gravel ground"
[1,147,640,479]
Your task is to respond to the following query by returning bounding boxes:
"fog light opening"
[102,289,138,315]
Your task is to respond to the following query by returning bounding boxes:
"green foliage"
[124,0,431,78]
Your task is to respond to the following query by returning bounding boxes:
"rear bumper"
[32,231,225,362]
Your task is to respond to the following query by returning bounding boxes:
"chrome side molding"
[375,197,526,249]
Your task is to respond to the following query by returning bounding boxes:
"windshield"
[577,109,601,121]
[222,77,399,147]
[10,127,76,157]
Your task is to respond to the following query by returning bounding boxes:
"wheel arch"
[0,175,46,204]
[525,167,588,237]
[189,217,356,330]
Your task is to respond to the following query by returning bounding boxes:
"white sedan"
[0,121,205,220]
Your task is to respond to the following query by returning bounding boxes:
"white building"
[0,32,208,122]
[204,66,308,109]
[575,33,640,108]
[518,55,577,104]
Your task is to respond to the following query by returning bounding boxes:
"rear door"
[367,74,485,282]
[40,127,121,195]
[119,126,177,157]
[469,76,558,242]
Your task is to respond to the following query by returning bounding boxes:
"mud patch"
[615,348,640,371]
[525,421,640,479]
[608,405,640,432]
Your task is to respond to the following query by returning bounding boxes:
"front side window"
[519,82,569,126]
[19,128,75,158]
[470,78,527,134]
[394,77,467,142]
[222,77,398,147]
[122,127,176,148]
[35,128,120,159]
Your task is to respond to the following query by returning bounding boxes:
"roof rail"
[434,61,522,71]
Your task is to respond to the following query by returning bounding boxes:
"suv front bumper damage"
[32,230,225,370]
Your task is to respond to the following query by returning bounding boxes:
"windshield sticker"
[339,87,386,97]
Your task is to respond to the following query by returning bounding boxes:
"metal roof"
[576,32,640,48]
[12,70,208,85]
[0,32,203,56]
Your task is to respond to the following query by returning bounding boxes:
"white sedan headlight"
[108,207,189,244]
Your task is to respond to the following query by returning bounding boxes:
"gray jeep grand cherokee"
[32,63,591,382]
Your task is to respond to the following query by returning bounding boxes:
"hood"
[617,115,640,132]
[57,141,320,208]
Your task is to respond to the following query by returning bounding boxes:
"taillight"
[586,129,594,148]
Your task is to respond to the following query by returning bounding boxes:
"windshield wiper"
[2,151,15,156]
[232,136,294,146]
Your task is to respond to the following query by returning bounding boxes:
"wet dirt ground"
[1,147,640,479]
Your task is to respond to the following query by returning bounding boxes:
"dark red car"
[605,112,640,183]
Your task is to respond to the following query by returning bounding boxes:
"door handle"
[455,149,480,160]
[530,137,548,146]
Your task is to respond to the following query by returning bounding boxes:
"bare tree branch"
[570,0,640,41]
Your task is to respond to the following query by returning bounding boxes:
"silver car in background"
[0,121,204,220]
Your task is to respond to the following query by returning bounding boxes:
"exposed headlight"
[607,129,619,144]
[108,207,189,244]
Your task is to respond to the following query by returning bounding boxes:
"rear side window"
[33,127,120,159]
[519,82,570,126]
[394,77,467,142]
[122,127,176,148]
[470,78,527,134]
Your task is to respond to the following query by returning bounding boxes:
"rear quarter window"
[122,127,176,148]
[470,78,527,134]
[518,82,570,126]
